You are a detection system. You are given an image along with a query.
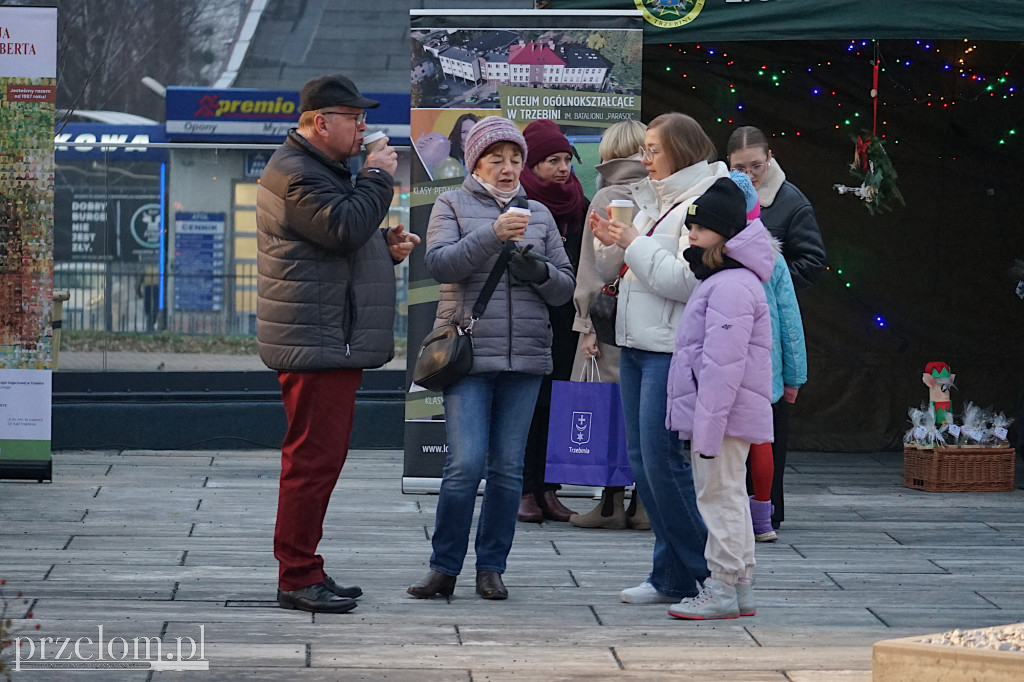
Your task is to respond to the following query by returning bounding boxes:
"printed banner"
[0,6,56,480]
[403,9,643,488]
[54,187,161,262]
[0,368,51,462]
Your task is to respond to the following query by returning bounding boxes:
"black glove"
[508,246,549,284]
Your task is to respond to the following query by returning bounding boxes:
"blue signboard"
[173,212,225,311]
[166,87,300,142]
[165,87,410,143]
[54,124,167,162]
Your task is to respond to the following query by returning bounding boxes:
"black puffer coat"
[758,160,827,292]
[256,130,396,371]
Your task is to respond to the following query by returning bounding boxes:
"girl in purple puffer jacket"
[664,177,775,620]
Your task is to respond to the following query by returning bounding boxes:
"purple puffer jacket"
[665,221,775,456]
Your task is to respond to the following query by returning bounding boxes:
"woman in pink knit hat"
[408,116,575,601]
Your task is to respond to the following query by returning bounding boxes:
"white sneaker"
[735,578,755,616]
[667,578,740,620]
[755,528,778,542]
[619,580,677,604]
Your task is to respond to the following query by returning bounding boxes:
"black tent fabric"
[542,1,1024,43]
[646,38,1024,451]
[538,6,1024,450]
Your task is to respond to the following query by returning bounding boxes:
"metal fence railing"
[54,261,409,339]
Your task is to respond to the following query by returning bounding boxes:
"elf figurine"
[922,362,955,425]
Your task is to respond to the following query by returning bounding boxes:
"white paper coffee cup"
[363,131,388,153]
[506,206,530,241]
[608,199,633,225]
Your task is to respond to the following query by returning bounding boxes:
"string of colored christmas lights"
[658,39,1021,331]
[662,39,1018,146]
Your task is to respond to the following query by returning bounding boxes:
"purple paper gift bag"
[544,379,633,487]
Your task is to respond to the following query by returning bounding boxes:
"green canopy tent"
[544,1,1024,452]
[542,0,1024,42]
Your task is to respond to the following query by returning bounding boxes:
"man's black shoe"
[277,583,357,613]
[323,575,362,599]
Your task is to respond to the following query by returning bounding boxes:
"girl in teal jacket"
[729,172,806,543]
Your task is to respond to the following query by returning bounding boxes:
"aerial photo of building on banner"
[0,5,57,480]
[403,10,643,491]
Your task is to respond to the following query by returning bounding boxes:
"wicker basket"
[903,445,1016,492]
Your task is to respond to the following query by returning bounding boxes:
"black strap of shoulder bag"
[466,239,516,332]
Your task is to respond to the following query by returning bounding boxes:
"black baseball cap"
[299,74,380,113]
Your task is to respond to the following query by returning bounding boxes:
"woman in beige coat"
[568,119,651,530]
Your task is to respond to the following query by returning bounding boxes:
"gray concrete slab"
[1,448,1022,679]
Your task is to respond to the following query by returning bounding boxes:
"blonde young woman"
[568,119,650,530]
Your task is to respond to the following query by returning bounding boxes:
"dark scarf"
[684,246,745,280]
[519,169,587,236]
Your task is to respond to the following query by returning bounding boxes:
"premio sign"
[165,86,300,142]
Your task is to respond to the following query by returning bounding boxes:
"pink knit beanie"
[463,116,528,173]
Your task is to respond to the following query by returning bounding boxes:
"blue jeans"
[619,347,709,598]
[430,371,543,576]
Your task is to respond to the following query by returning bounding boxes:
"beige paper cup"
[507,206,530,242]
[608,199,633,225]
[363,131,388,153]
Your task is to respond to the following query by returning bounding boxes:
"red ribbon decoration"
[856,135,871,172]
[872,59,880,136]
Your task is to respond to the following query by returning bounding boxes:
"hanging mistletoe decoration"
[833,45,905,215]
[836,133,905,214]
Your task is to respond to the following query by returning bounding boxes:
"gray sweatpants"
[691,435,756,585]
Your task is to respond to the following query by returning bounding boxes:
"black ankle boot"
[407,570,456,598]
[475,570,508,600]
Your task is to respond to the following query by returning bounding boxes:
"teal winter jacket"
[764,248,807,403]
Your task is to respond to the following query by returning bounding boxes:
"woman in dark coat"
[726,125,827,529]
[516,119,589,523]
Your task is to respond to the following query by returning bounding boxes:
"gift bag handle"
[577,355,602,383]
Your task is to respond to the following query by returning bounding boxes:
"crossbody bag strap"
[614,201,684,279]
[467,239,516,330]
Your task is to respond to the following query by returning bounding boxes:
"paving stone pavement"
[1,449,1022,681]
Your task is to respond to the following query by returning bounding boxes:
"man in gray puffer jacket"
[257,74,419,615]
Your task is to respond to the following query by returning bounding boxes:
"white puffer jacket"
[594,160,729,352]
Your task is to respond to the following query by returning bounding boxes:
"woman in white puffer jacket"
[589,112,729,607]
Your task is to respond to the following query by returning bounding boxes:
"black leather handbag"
[413,240,516,392]
[412,323,473,392]
[589,277,621,347]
